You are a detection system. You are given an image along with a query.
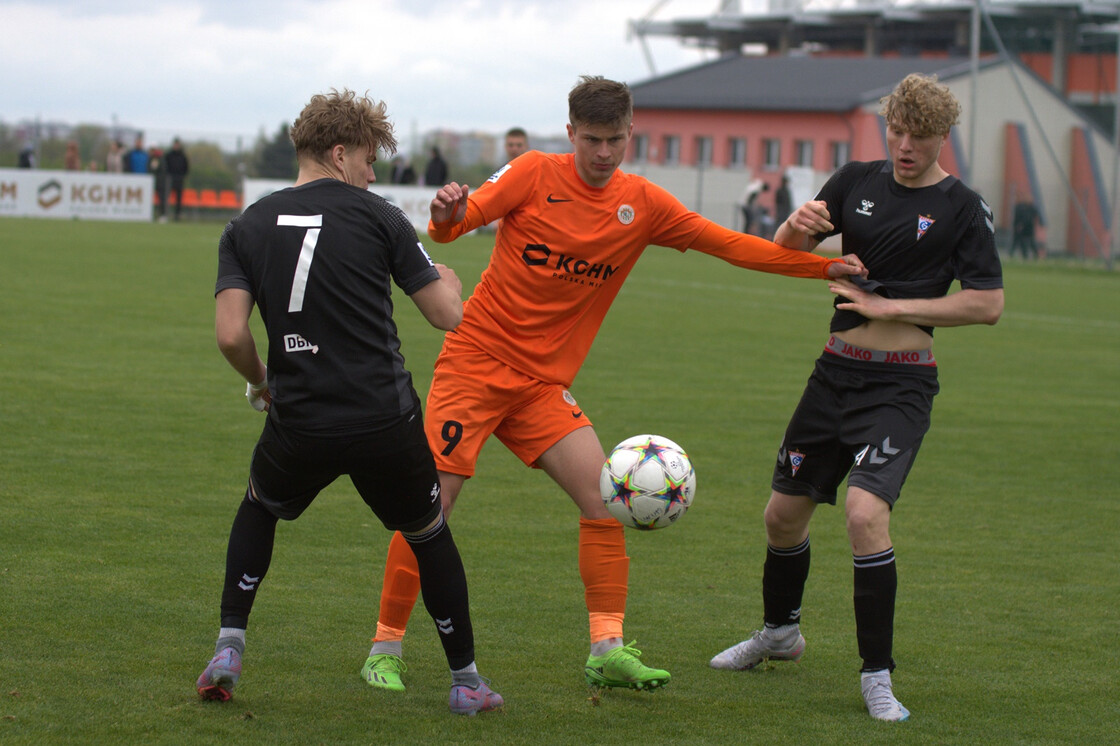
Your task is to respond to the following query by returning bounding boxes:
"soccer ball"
[599,434,696,530]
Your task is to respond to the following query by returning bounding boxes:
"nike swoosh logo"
[547,194,573,203]
[572,410,584,419]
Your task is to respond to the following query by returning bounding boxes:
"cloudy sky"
[2,0,759,151]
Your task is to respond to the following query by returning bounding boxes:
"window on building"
[695,136,713,167]
[830,141,851,170]
[762,138,781,171]
[632,134,649,162]
[728,137,747,168]
[663,135,680,165]
[795,139,814,168]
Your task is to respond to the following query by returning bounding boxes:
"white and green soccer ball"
[599,434,696,530]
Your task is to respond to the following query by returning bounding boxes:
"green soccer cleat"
[360,653,407,692]
[584,641,670,690]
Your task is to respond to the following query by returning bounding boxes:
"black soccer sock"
[219,490,279,629]
[403,515,475,672]
[853,547,897,673]
[762,537,810,628]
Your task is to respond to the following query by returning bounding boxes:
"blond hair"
[290,88,397,163]
[879,74,961,137]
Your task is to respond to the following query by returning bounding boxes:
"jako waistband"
[824,335,936,366]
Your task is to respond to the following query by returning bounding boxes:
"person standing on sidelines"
[197,88,502,716]
[709,73,1004,722]
[360,75,867,695]
[503,127,529,163]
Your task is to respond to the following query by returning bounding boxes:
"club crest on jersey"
[617,204,635,225]
[562,390,577,406]
[789,451,806,476]
[917,214,935,240]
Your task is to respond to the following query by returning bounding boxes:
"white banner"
[0,168,153,221]
[242,178,437,231]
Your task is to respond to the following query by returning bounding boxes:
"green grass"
[1,217,1118,744]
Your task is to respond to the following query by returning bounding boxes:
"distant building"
[628,54,1114,257]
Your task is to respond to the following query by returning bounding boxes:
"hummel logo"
[437,617,455,635]
[238,573,260,591]
[547,194,573,203]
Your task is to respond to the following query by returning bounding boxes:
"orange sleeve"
[427,200,487,243]
[689,222,839,280]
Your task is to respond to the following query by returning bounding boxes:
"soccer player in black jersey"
[195,89,502,715]
[710,74,1004,722]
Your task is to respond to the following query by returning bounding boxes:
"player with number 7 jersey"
[203,89,502,715]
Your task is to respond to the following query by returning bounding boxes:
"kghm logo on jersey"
[916,214,935,240]
[857,199,874,216]
[521,244,619,288]
[284,334,319,354]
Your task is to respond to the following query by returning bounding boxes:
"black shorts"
[771,351,940,506]
[248,408,441,531]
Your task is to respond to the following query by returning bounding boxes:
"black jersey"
[215,178,440,432]
[813,160,1003,336]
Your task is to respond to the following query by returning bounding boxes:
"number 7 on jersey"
[277,214,323,312]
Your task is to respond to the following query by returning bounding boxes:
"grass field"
[1,216,1118,745]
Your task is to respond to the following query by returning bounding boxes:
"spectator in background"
[19,143,36,169]
[126,136,149,174]
[740,179,770,236]
[504,127,528,163]
[150,146,168,221]
[106,141,124,173]
[391,155,416,184]
[64,141,81,171]
[165,137,190,221]
[773,175,793,232]
[1010,199,1041,260]
[424,146,448,186]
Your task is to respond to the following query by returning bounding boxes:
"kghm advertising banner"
[0,168,153,221]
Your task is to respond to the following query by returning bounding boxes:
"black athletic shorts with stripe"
[247,405,441,531]
[771,351,940,507]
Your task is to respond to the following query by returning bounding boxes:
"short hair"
[879,74,961,137]
[568,76,632,129]
[505,127,528,140]
[290,88,397,162]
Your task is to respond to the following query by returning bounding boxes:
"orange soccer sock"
[579,517,630,644]
[373,531,421,642]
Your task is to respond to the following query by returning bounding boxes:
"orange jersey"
[429,151,838,386]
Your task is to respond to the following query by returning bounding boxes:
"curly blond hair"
[290,88,397,163]
[879,74,961,137]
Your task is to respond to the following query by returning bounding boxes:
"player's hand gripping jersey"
[429,151,843,386]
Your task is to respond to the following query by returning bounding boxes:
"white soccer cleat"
[709,628,805,670]
[861,670,910,722]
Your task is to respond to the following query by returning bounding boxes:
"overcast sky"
[2,0,759,151]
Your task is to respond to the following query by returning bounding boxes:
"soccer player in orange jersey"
[360,76,867,693]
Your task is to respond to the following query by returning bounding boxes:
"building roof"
[629,55,991,113]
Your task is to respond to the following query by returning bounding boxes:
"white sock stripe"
[768,536,810,556]
[853,547,895,568]
[402,513,446,544]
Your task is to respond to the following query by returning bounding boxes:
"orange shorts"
[424,335,593,477]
